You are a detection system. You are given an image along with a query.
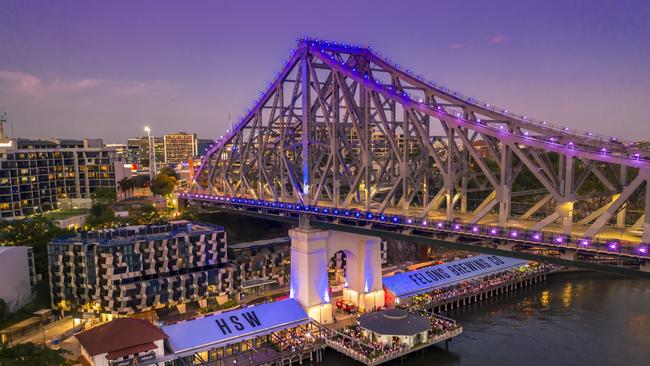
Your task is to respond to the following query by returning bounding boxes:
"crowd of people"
[328,325,407,361]
[409,263,556,308]
[327,308,462,362]
[271,325,322,353]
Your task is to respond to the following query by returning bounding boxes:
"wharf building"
[47,221,234,319]
[0,138,131,219]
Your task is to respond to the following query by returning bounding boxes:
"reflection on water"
[562,282,573,308]
[322,272,650,366]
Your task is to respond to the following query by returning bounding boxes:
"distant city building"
[132,136,164,169]
[196,138,214,157]
[126,138,143,165]
[0,138,131,219]
[0,246,36,312]
[48,221,235,317]
[163,132,197,165]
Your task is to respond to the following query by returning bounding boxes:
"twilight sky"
[1,0,649,143]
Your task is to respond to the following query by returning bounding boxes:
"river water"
[323,272,650,366]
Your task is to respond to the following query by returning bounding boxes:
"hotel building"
[47,221,235,317]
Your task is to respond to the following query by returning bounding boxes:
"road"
[15,317,75,345]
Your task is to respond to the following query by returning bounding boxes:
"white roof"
[382,254,529,298]
[163,299,308,355]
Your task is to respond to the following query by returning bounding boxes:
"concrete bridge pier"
[289,228,384,323]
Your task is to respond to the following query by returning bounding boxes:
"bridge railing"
[181,193,649,260]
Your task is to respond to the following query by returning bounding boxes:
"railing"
[181,193,650,260]
[411,269,551,308]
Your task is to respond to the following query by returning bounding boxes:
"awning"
[382,254,529,298]
[163,299,309,355]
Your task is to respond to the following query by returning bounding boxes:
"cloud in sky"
[0,69,189,141]
[490,34,505,43]
[0,69,176,98]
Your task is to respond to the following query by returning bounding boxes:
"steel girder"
[194,38,650,244]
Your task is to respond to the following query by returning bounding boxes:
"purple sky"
[1,0,649,143]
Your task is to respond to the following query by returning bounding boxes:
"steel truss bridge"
[185,37,650,277]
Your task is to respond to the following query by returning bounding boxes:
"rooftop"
[358,309,431,336]
[75,318,168,357]
[382,254,529,298]
[50,220,223,246]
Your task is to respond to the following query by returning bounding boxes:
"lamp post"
[144,126,156,181]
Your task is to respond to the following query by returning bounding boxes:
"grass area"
[0,281,52,330]
[42,209,89,220]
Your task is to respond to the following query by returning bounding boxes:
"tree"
[118,177,135,199]
[0,343,74,366]
[150,172,178,197]
[86,205,115,228]
[0,299,7,322]
[0,217,70,277]
[91,187,117,206]
[159,166,180,180]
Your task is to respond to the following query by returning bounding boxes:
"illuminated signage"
[382,254,528,298]
[163,299,308,353]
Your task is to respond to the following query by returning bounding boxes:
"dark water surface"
[323,272,650,366]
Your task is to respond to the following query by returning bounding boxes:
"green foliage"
[118,177,136,199]
[0,299,7,322]
[0,342,74,366]
[159,166,180,180]
[0,281,52,329]
[85,204,116,228]
[91,187,117,206]
[122,203,164,225]
[0,217,70,277]
[150,172,178,197]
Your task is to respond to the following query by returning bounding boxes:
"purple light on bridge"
[489,228,498,235]
[436,221,444,228]
[510,231,518,238]
[471,226,480,233]
[579,239,590,247]
[608,242,618,251]
[422,220,428,226]
[453,224,461,230]
[638,246,648,255]
[555,236,565,244]
[532,233,541,241]
[407,218,413,224]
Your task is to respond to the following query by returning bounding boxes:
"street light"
[144,126,156,181]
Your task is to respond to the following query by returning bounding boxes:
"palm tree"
[118,177,135,200]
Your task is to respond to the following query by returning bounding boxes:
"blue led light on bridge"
[380,215,386,221]
[367,213,373,219]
